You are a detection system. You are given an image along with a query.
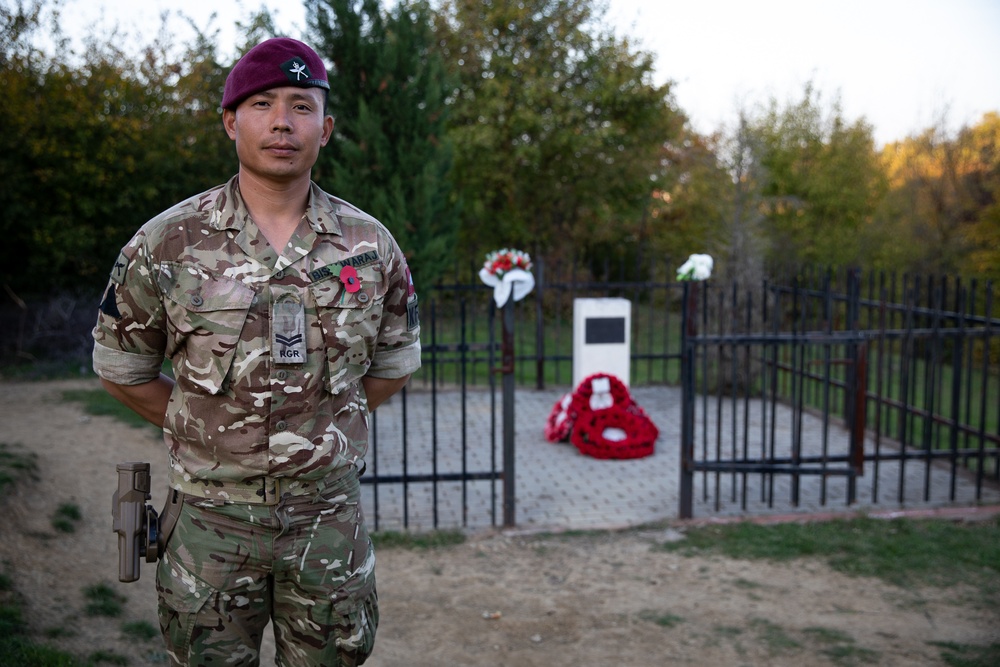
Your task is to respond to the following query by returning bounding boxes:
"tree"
[0,0,58,294]
[962,113,1000,281]
[648,127,735,272]
[741,85,887,274]
[879,112,1000,279]
[432,0,682,271]
[0,0,241,296]
[714,112,768,289]
[308,0,460,290]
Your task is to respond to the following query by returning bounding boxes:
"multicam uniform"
[92,175,420,666]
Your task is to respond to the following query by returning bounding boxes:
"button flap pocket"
[156,262,255,395]
[309,270,379,310]
[159,262,255,312]
[310,274,382,395]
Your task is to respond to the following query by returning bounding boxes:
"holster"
[156,488,183,555]
[114,463,184,583]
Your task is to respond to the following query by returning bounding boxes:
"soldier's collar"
[207,176,251,232]
[211,177,344,236]
[303,181,343,235]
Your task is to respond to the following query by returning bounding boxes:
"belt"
[168,467,357,506]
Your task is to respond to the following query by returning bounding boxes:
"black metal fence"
[680,270,1000,518]
[361,255,689,530]
[360,262,1000,530]
[409,255,689,391]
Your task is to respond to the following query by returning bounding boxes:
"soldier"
[92,38,420,666]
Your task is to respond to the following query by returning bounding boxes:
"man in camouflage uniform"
[92,38,420,666]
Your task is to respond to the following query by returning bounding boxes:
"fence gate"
[359,297,516,533]
[679,330,870,519]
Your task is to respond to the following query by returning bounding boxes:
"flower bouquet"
[478,248,535,307]
[676,253,713,281]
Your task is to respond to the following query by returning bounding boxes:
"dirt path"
[1,378,996,666]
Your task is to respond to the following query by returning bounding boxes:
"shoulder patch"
[99,284,121,319]
[110,251,129,285]
[405,265,415,297]
[407,295,419,331]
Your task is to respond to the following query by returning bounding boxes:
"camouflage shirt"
[92,176,421,496]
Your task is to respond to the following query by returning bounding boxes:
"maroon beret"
[222,38,330,110]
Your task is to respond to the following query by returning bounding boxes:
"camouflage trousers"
[155,472,378,667]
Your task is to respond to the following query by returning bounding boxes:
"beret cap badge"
[283,59,310,81]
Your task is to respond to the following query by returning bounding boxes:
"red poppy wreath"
[569,373,632,417]
[544,393,575,443]
[544,372,659,460]
[570,403,658,460]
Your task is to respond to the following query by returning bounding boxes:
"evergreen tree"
[308,0,460,291]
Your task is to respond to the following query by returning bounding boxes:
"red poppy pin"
[339,265,361,293]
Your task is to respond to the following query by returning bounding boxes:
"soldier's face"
[223,86,334,184]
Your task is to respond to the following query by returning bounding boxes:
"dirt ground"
[1,378,997,666]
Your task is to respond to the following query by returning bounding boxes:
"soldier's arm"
[101,374,175,427]
[362,374,410,411]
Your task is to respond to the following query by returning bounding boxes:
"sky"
[56,0,1000,147]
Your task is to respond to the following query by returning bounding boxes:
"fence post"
[502,297,517,527]
[535,257,545,390]
[849,340,868,505]
[679,282,697,519]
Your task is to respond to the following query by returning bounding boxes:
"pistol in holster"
[112,462,181,583]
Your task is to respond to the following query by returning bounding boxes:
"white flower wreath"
[478,248,536,307]
[676,253,713,281]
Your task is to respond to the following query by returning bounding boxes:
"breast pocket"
[310,273,383,395]
[158,263,255,395]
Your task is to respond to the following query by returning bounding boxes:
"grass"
[51,503,83,534]
[805,627,854,644]
[83,583,125,618]
[371,529,466,550]
[931,641,1000,667]
[658,515,1000,665]
[85,650,127,665]
[44,626,76,639]
[712,624,744,638]
[0,442,40,496]
[5,359,999,664]
[681,616,880,664]
[0,403,141,665]
[731,576,762,589]
[638,610,684,628]
[61,389,159,434]
[1,517,996,665]
[121,620,158,641]
[375,519,996,666]
[805,627,881,666]
[1,569,82,666]
[658,515,1000,595]
[749,617,802,653]
[791,344,1000,460]
[0,581,156,667]
[0,358,93,382]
